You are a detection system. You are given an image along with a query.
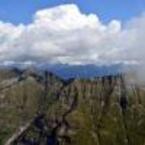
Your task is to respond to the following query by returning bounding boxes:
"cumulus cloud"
[0,4,144,66]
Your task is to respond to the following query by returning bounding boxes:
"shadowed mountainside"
[0,68,145,145]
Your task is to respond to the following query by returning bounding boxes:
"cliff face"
[0,69,145,145]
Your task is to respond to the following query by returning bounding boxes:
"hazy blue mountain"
[0,63,123,79]
[44,64,123,79]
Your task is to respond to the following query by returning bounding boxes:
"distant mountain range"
[0,63,124,79]
[45,64,123,79]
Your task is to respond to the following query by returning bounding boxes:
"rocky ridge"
[0,68,145,145]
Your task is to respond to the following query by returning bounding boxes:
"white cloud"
[0,4,144,66]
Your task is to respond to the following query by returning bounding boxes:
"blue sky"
[0,0,145,24]
[0,0,145,67]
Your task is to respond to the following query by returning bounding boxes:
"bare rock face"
[0,69,145,145]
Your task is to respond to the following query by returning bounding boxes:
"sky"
[0,0,145,66]
[0,0,145,24]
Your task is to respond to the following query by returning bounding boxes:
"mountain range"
[0,67,145,145]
